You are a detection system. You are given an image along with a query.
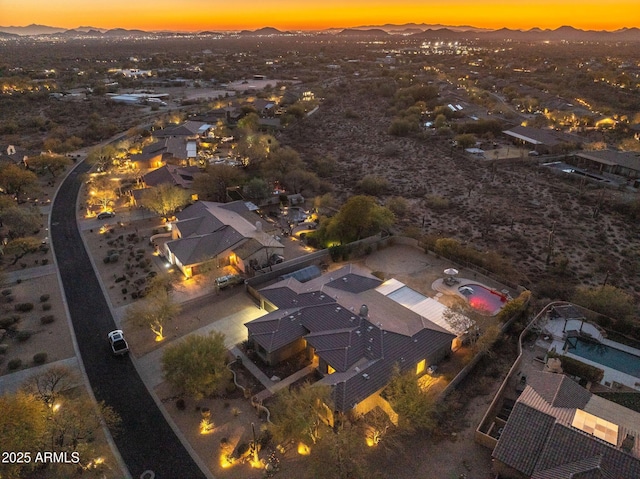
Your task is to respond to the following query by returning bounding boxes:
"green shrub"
[0,344,9,354]
[1,289,12,296]
[7,358,22,370]
[33,352,48,364]
[16,330,33,342]
[15,303,34,312]
[0,317,20,329]
[40,294,50,302]
[42,303,52,311]
[549,352,604,383]
[40,315,55,325]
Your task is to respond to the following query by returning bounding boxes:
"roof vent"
[622,434,635,452]
[255,221,262,231]
[354,367,360,372]
[359,304,369,318]
[355,330,361,335]
[336,306,341,311]
[342,277,348,281]
[362,373,370,380]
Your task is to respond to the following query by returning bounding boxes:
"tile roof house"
[492,370,640,479]
[142,164,201,189]
[129,140,168,169]
[163,200,283,278]
[245,264,456,413]
[130,135,198,170]
[154,120,213,139]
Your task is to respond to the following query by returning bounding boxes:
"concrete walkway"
[4,264,57,282]
[134,298,267,388]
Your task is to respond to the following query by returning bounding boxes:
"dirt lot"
[280,81,640,298]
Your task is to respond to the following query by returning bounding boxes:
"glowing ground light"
[220,454,235,469]
[297,442,311,455]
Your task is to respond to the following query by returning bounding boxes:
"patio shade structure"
[444,268,459,276]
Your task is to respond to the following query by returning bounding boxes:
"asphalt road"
[50,162,208,479]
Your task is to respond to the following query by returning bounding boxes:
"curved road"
[50,162,207,479]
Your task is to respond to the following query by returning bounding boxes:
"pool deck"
[541,318,640,391]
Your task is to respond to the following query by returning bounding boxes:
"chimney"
[255,221,262,232]
[359,304,368,318]
[7,145,16,156]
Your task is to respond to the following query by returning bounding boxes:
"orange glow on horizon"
[2,1,639,32]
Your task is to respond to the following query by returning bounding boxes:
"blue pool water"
[565,337,640,378]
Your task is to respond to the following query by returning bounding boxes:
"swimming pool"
[458,284,507,315]
[565,337,640,379]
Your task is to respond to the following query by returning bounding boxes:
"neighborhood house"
[245,264,457,415]
[163,200,284,278]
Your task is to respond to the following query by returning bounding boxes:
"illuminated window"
[328,365,335,375]
[416,359,426,375]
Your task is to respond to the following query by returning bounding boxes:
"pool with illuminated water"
[565,336,640,379]
[458,284,508,315]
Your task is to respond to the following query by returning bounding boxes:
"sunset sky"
[1,0,639,32]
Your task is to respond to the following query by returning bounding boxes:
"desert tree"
[270,382,333,446]
[357,175,390,197]
[309,421,369,479]
[0,163,38,202]
[283,169,321,196]
[454,133,476,149]
[27,154,72,178]
[125,275,180,342]
[139,184,191,221]
[386,196,409,218]
[22,366,78,407]
[3,237,42,265]
[192,164,246,202]
[261,146,303,180]
[46,396,120,456]
[443,302,483,342]
[384,365,437,432]
[86,145,116,172]
[161,331,230,399]
[2,205,41,239]
[87,174,117,212]
[244,177,271,204]
[0,392,48,479]
[325,195,394,244]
